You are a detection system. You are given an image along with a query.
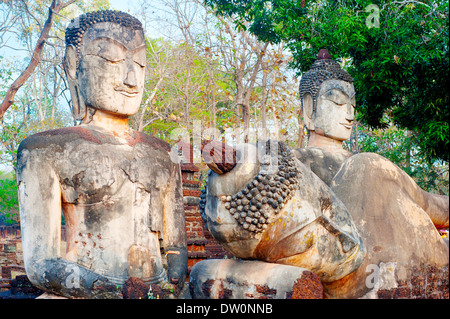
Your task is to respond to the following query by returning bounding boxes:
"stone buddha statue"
[16,10,187,299]
[294,49,449,298]
[190,137,367,297]
[292,49,355,186]
[190,50,448,299]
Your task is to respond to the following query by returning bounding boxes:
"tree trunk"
[260,68,269,140]
[0,0,77,119]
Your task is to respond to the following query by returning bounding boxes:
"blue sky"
[109,0,134,12]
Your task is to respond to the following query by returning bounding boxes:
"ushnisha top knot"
[299,49,353,110]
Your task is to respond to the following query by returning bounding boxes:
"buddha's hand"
[201,140,237,175]
[166,246,188,292]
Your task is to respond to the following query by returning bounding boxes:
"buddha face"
[66,22,146,117]
[303,79,355,141]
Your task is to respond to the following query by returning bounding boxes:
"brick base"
[377,265,449,299]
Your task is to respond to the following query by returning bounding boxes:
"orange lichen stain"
[304,233,314,248]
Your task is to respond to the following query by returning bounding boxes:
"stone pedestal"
[189,259,323,299]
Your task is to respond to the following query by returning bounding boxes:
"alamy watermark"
[65,264,80,289]
[168,120,286,167]
[365,4,380,29]
[365,262,398,290]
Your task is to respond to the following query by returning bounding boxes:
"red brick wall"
[180,162,231,278]
[377,265,449,299]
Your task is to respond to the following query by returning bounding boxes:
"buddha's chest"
[57,141,172,205]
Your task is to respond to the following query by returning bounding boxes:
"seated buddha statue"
[294,49,448,298]
[16,10,187,299]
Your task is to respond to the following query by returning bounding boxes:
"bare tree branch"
[0,0,76,119]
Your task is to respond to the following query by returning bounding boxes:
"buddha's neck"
[86,109,130,136]
[308,131,347,154]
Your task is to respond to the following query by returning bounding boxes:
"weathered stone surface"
[291,147,349,186]
[201,139,237,175]
[202,142,365,283]
[291,50,449,299]
[323,153,449,299]
[193,49,449,300]
[16,10,187,299]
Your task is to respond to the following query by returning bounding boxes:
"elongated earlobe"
[302,93,315,131]
[64,45,86,122]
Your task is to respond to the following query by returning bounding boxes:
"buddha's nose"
[124,62,137,88]
[346,104,354,122]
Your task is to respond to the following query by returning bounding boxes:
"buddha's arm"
[334,153,449,229]
[381,156,449,228]
[17,146,120,298]
[163,162,188,287]
[416,188,449,229]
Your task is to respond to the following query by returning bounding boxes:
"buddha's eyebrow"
[326,87,355,99]
[132,44,146,53]
[90,37,127,51]
[89,37,145,53]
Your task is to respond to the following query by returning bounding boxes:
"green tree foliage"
[204,0,449,163]
[131,38,235,142]
[0,173,19,225]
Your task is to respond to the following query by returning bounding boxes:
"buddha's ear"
[302,93,315,131]
[63,45,86,122]
[64,45,77,80]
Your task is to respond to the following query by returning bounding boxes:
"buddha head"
[64,10,146,121]
[299,49,355,142]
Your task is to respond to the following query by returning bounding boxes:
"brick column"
[180,156,209,278]
[178,141,233,278]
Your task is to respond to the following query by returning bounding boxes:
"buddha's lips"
[114,87,139,97]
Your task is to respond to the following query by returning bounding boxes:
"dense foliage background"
[204,0,449,163]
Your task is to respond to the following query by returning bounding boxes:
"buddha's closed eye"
[324,89,351,106]
[86,54,145,69]
[87,53,124,64]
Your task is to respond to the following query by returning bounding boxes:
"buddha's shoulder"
[18,126,104,154]
[126,130,171,153]
[292,147,327,163]
[18,126,173,159]
[293,147,351,163]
